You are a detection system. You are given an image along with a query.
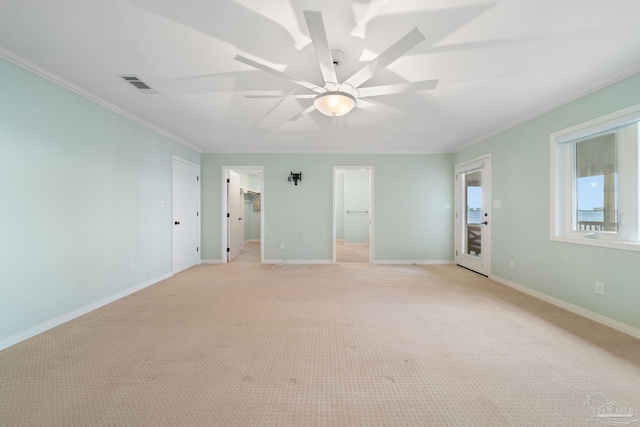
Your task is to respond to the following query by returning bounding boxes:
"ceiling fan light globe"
[314,91,356,117]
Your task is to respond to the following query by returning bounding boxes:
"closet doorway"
[333,167,373,263]
[222,166,264,263]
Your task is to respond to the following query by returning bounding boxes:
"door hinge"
[455,250,458,257]
[197,246,199,252]
[197,176,199,181]
[197,211,199,217]
[227,213,230,218]
[226,179,230,183]
[227,247,230,252]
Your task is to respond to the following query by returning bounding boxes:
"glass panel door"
[465,170,482,257]
[455,156,491,276]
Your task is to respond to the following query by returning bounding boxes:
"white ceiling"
[1,0,640,153]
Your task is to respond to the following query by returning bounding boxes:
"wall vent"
[120,75,157,94]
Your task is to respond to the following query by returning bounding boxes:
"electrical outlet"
[595,282,605,295]
[279,243,285,250]
[130,262,136,272]
[509,259,515,269]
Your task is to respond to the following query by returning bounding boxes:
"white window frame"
[550,103,640,251]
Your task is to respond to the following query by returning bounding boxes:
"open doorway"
[333,167,373,263]
[222,166,264,263]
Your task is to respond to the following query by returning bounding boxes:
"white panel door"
[455,156,491,276]
[227,170,243,261]
[172,158,199,274]
[344,170,370,244]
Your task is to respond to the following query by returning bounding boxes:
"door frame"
[332,166,374,263]
[172,156,201,273]
[454,154,492,276]
[221,166,264,263]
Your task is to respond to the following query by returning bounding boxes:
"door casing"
[454,155,492,276]
[333,166,374,263]
[221,166,264,263]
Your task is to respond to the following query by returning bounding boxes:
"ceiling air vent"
[120,75,157,94]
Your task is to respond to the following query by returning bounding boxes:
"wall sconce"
[288,171,302,185]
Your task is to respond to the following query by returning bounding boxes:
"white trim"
[373,260,455,265]
[221,166,265,264]
[201,259,225,264]
[455,63,640,152]
[454,154,492,276]
[551,102,640,143]
[550,111,640,249]
[490,274,640,340]
[0,273,173,351]
[550,235,640,252]
[204,148,453,155]
[0,47,201,153]
[263,259,333,265]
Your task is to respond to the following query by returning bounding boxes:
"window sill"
[550,235,640,252]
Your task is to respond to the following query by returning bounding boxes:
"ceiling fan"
[234,10,438,122]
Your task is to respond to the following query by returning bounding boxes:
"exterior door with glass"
[455,156,492,276]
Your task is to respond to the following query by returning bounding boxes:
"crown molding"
[0,47,202,153]
[454,63,640,153]
[201,148,454,155]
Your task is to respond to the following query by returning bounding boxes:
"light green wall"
[0,58,200,344]
[202,154,454,262]
[455,72,640,329]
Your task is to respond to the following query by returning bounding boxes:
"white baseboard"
[0,272,173,352]
[373,260,455,265]
[490,274,640,340]
[262,259,333,265]
[201,259,225,264]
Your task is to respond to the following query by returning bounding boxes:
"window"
[551,104,640,251]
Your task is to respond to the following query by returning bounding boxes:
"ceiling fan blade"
[234,55,324,94]
[303,10,338,87]
[288,104,317,121]
[357,80,439,98]
[344,28,426,89]
[245,94,316,99]
[356,98,403,117]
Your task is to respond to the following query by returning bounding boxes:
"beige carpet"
[336,239,369,263]
[233,241,261,263]
[1,264,639,426]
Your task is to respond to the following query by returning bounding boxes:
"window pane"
[465,171,482,256]
[575,133,617,232]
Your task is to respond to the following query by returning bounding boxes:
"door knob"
[174,221,180,225]
[482,221,488,225]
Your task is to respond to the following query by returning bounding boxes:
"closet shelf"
[240,187,261,195]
